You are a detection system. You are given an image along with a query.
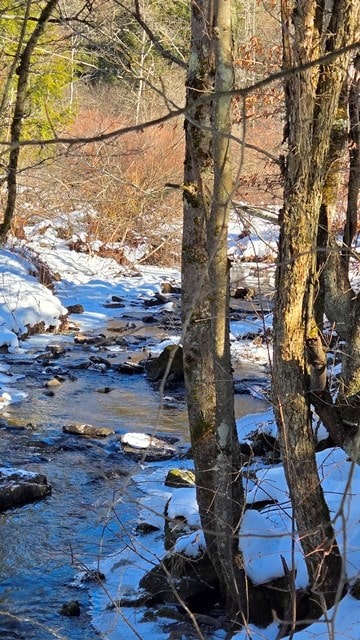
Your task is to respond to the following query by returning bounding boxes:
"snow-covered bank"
[0,211,274,406]
[1,211,359,640]
[87,412,360,640]
[0,248,66,351]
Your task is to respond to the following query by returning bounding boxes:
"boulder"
[66,304,84,314]
[63,424,115,438]
[115,361,145,375]
[145,345,183,383]
[350,579,360,600]
[120,432,176,461]
[59,601,81,617]
[161,281,181,294]
[165,469,195,488]
[230,287,256,300]
[139,552,220,608]
[0,468,51,511]
[139,550,293,629]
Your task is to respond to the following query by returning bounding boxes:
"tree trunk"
[0,0,59,241]
[343,54,360,268]
[182,0,247,624]
[309,58,360,458]
[273,0,358,612]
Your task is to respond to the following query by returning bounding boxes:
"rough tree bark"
[273,0,358,615]
[181,0,247,624]
[343,54,360,268]
[312,53,360,460]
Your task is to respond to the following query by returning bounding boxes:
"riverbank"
[1,213,360,640]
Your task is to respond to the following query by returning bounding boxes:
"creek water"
[0,326,267,640]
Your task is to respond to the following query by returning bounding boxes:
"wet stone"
[142,314,157,323]
[89,355,112,368]
[63,424,115,438]
[74,334,107,345]
[59,601,81,617]
[48,344,66,357]
[45,378,62,387]
[145,345,184,383]
[67,359,91,370]
[0,468,51,511]
[79,569,106,583]
[115,362,145,375]
[143,293,168,307]
[103,302,125,308]
[66,304,85,314]
[136,522,161,534]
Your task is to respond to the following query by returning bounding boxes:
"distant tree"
[70,0,189,121]
[0,0,73,239]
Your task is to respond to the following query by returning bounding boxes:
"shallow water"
[0,328,267,640]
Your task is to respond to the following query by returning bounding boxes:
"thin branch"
[121,0,187,69]
[0,40,358,152]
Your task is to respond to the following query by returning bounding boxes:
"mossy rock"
[165,469,195,488]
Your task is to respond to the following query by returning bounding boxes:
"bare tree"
[273,0,359,616]
[181,0,248,624]
[0,0,60,240]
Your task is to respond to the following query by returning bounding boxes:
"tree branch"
[116,0,187,70]
[1,40,359,152]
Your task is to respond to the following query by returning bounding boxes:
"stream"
[0,317,268,640]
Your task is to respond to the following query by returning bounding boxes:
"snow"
[0,248,67,350]
[167,486,200,527]
[0,466,42,480]
[228,211,279,262]
[237,408,278,441]
[121,432,164,449]
[239,509,308,587]
[174,529,206,557]
[0,210,360,640]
